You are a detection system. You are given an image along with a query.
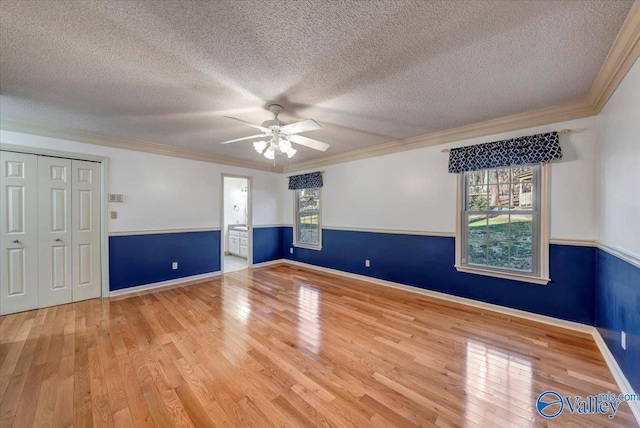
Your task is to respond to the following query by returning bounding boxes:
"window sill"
[292,243,322,251]
[454,265,550,285]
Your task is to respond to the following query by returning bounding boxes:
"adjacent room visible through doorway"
[223,175,250,273]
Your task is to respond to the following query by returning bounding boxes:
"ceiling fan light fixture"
[253,140,267,154]
[279,138,292,153]
[222,104,328,163]
[264,146,275,160]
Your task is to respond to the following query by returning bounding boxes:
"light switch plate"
[621,331,626,350]
[108,193,124,203]
[110,211,118,219]
[172,262,178,270]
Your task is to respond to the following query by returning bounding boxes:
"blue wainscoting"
[283,228,596,325]
[109,230,220,291]
[253,226,286,264]
[596,249,640,393]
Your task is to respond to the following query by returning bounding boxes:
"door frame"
[0,143,110,298]
[220,173,253,273]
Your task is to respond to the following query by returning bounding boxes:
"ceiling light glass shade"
[279,138,292,153]
[254,135,297,161]
[253,141,267,153]
[264,146,275,160]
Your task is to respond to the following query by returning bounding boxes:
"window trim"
[454,164,550,285]
[293,187,322,251]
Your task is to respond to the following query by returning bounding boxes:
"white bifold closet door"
[0,152,102,315]
[0,152,39,315]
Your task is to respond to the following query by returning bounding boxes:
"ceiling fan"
[220,104,329,161]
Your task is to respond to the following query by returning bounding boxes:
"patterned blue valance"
[448,131,562,173]
[288,171,323,190]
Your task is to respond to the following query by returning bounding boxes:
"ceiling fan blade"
[280,119,321,135]
[224,116,270,133]
[219,134,267,145]
[289,134,330,152]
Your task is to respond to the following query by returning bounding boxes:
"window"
[456,165,549,284]
[295,187,321,249]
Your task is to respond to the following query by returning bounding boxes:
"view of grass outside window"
[296,188,321,247]
[464,166,539,273]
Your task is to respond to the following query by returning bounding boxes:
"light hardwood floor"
[0,265,636,427]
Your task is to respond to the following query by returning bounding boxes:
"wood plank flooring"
[0,265,636,427]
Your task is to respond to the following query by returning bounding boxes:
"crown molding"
[0,118,284,173]
[587,0,640,114]
[283,99,596,173]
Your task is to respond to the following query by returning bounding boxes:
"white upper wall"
[0,130,284,232]
[1,113,601,241]
[283,115,599,241]
[2,97,618,244]
[597,57,640,258]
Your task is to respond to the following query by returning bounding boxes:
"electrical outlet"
[621,331,626,350]
[365,259,370,268]
[110,211,118,219]
[290,248,293,254]
[172,262,178,270]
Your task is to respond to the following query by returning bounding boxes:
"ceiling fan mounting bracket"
[263,104,286,129]
[269,104,283,118]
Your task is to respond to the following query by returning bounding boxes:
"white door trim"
[0,143,110,298]
[221,173,253,273]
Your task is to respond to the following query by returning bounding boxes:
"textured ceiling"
[0,0,633,165]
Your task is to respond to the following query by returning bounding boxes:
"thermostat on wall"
[108,194,124,203]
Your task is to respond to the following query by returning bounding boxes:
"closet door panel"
[38,157,73,308]
[0,151,39,315]
[72,160,101,301]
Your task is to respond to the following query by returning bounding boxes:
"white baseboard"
[108,271,221,297]
[592,329,640,424]
[280,259,639,425]
[282,259,592,333]
[251,259,286,269]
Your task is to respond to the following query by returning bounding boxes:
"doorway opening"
[222,175,251,273]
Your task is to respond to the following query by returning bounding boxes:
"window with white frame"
[458,165,549,283]
[295,187,321,248]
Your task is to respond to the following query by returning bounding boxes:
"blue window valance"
[448,131,562,173]
[288,171,323,190]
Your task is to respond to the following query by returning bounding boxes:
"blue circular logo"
[537,391,564,419]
